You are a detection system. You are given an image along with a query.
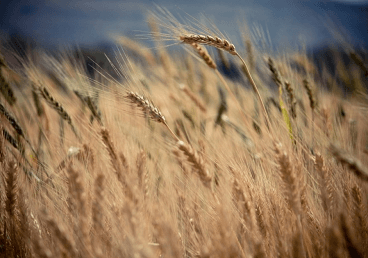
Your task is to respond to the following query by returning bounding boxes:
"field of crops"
[0,10,368,258]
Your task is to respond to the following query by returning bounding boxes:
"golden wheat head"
[180,34,237,55]
[126,91,166,124]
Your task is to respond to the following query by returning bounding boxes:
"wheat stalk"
[268,57,294,139]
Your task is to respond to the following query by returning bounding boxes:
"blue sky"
[1,0,367,49]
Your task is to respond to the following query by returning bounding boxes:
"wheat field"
[0,10,368,258]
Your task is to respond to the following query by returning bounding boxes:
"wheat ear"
[274,142,306,258]
[0,55,16,105]
[32,88,44,117]
[38,87,80,139]
[92,174,105,231]
[67,164,91,255]
[100,128,136,202]
[85,96,103,125]
[351,184,368,249]
[303,79,316,111]
[2,129,23,154]
[0,71,16,105]
[91,174,105,257]
[176,140,211,188]
[303,79,315,148]
[232,175,257,231]
[5,160,18,219]
[39,87,72,122]
[126,91,166,123]
[314,153,334,214]
[190,43,217,69]
[268,57,282,87]
[180,34,236,55]
[0,102,42,159]
[126,91,180,141]
[285,81,297,119]
[74,90,103,125]
[0,102,25,138]
[274,142,300,214]
[2,129,42,183]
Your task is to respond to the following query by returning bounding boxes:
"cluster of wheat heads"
[0,8,368,258]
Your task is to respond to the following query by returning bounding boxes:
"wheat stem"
[236,53,272,135]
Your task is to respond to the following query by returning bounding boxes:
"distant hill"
[0,1,367,49]
[305,1,368,47]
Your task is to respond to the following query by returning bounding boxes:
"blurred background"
[0,0,367,50]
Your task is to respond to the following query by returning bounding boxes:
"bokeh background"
[0,0,367,50]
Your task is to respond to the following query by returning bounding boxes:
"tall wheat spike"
[125,91,180,141]
[5,160,18,219]
[190,42,217,69]
[176,140,211,188]
[0,54,16,105]
[274,142,300,214]
[274,142,306,258]
[38,87,80,139]
[0,102,25,138]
